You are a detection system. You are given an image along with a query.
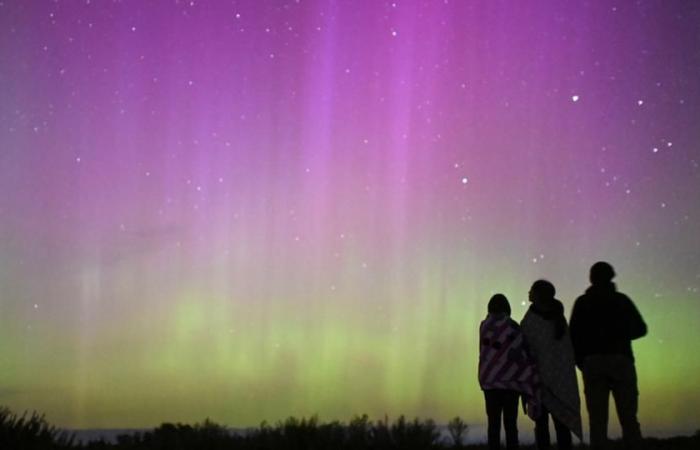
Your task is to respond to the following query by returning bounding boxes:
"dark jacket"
[569,282,647,367]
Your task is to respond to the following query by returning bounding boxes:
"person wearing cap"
[569,262,647,450]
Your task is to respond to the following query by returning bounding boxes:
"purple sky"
[1,0,699,435]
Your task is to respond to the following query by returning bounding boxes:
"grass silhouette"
[2,405,699,449]
[0,406,75,449]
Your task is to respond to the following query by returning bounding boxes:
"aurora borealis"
[1,0,699,438]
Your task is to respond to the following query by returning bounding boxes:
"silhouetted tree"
[447,416,468,448]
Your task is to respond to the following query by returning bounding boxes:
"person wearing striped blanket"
[479,294,541,450]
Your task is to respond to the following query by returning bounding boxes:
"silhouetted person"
[570,262,647,450]
[521,280,582,450]
[479,294,540,450]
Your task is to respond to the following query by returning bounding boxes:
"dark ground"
[2,407,698,450]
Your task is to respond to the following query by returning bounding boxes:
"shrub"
[447,416,468,447]
[0,406,75,449]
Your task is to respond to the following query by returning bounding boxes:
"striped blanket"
[479,313,541,419]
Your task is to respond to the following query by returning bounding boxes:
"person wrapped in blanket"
[521,280,583,450]
[479,294,541,450]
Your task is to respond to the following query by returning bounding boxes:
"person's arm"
[552,299,568,339]
[622,295,647,340]
[479,321,484,349]
[569,298,585,368]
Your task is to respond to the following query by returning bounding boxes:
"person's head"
[590,261,616,285]
[529,279,556,303]
[488,294,511,316]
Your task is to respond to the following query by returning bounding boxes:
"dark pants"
[484,389,519,450]
[534,407,572,450]
[582,355,642,450]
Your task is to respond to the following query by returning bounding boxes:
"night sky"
[1,0,699,436]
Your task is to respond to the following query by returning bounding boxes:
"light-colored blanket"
[521,309,582,439]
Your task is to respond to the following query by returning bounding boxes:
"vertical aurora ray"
[0,0,699,437]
